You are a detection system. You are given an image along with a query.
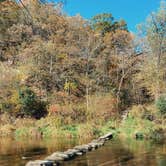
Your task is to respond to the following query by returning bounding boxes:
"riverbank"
[0,101,166,141]
[1,103,166,166]
[0,115,118,139]
[25,103,166,166]
[0,94,119,139]
[118,104,166,141]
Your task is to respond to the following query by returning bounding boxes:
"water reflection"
[64,139,166,166]
[0,137,80,166]
[0,137,166,166]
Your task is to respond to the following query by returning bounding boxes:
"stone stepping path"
[25,132,113,166]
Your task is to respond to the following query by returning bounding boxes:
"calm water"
[0,137,166,166]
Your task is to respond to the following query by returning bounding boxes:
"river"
[0,137,166,166]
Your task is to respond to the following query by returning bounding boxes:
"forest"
[0,0,166,140]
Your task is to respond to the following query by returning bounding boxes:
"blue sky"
[64,0,161,32]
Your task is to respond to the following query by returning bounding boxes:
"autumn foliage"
[0,1,165,121]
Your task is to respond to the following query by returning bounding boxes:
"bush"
[0,86,47,119]
[18,87,47,119]
[156,95,166,115]
[0,89,21,114]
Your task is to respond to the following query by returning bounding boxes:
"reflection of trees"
[0,137,78,166]
[155,142,166,166]
[157,155,166,166]
[120,138,160,166]
[82,139,135,166]
[66,139,166,166]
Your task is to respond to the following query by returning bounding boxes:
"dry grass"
[0,124,16,136]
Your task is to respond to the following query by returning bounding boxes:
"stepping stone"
[99,132,113,140]
[25,160,54,166]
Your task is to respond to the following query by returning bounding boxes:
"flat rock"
[64,149,81,158]
[75,152,83,156]
[45,152,70,161]
[25,160,54,166]
[88,143,98,149]
[99,132,113,140]
[74,144,92,152]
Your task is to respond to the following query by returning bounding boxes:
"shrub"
[129,105,155,121]
[149,127,165,141]
[0,89,21,114]
[18,87,47,119]
[156,95,166,115]
[129,105,146,119]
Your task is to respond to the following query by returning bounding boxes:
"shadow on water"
[0,137,166,166]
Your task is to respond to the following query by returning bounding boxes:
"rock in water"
[99,132,113,140]
[25,160,54,166]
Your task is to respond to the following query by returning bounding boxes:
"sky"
[64,0,161,32]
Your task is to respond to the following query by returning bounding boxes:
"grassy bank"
[0,97,166,141]
[0,115,119,139]
[0,94,119,139]
[118,104,166,141]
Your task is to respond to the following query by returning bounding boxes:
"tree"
[137,0,166,100]
[91,13,128,35]
[91,13,114,35]
[104,30,135,107]
[0,0,135,117]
